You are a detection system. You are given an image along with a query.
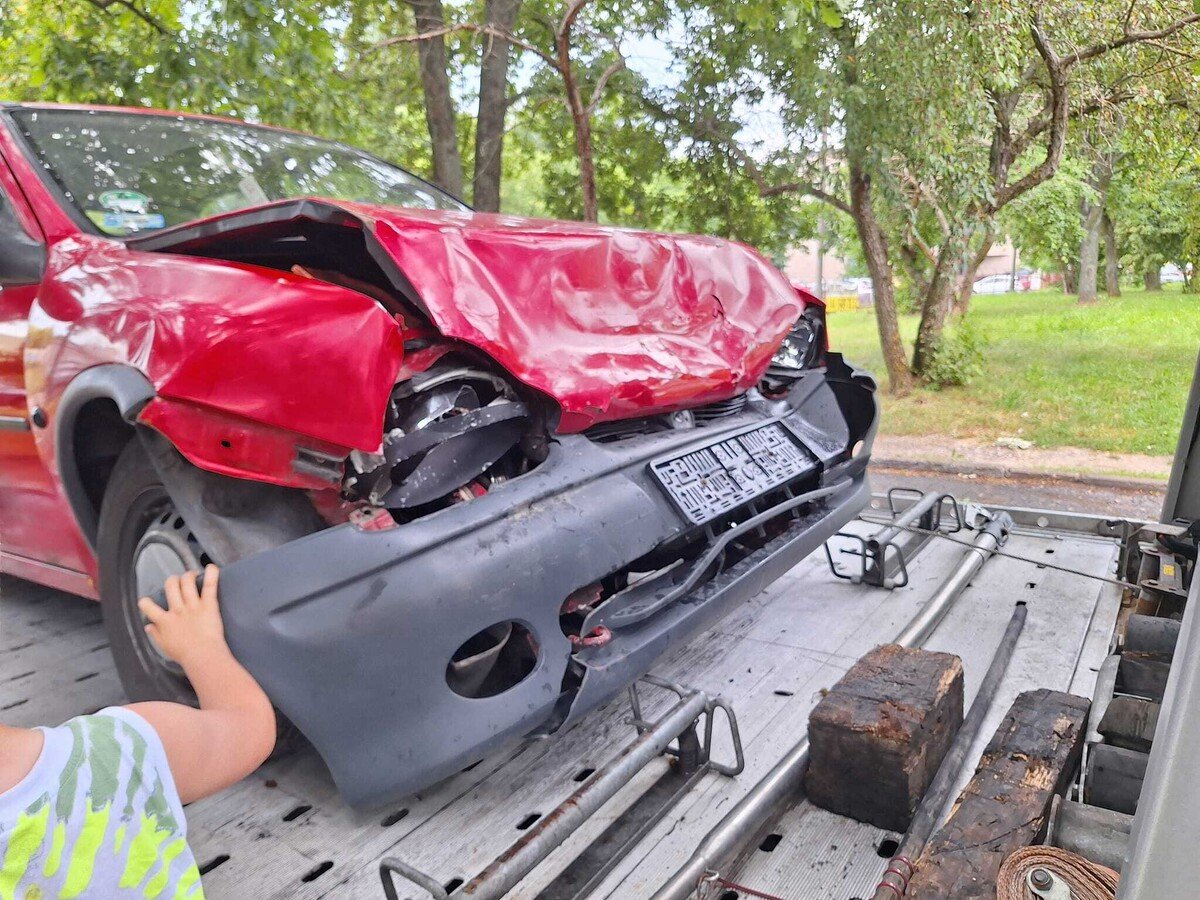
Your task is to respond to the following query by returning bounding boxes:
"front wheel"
[97,439,207,703]
[97,438,302,754]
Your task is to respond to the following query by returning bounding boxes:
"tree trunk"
[1062,262,1079,294]
[1144,267,1162,291]
[1077,203,1104,304]
[1078,155,1114,305]
[556,29,598,221]
[849,162,912,393]
[472,0,522,211]
[407,0,465,197]
[912,246,961,378]
[952,230,995,315]
[1103,212,1120,297]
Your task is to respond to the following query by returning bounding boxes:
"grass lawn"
[827,288,1200,456]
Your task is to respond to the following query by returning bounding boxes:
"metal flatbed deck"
[0,496,1126,899]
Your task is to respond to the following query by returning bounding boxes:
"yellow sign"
[823,294,861,313]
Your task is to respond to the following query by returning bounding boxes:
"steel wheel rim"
[128,498,204,678]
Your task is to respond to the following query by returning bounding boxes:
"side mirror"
[0,196,44,285]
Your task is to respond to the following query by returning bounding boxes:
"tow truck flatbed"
[0,494,1129,899]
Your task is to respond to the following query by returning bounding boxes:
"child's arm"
[126,565,276,804]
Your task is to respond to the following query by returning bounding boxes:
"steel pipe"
[892,513,1011,648]
[650,512,1013,900]
[455,689,710,900]
[867,490,951,554]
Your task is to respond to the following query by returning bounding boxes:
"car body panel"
[129,197,807,433]
[358,202,804,432]
[25,235,406,482]
[0,136,98,589]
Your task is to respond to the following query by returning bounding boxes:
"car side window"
[0,185,45,285]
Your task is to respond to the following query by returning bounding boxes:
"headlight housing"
[770,307,826,371]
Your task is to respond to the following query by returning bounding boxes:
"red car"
[0,103,877,805]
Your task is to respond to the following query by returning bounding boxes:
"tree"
[658,1,1200,391]
[1,1,440,181]
[1001,157,1090,287]
[377,0,665,217]
[1078,149,1120,304]
[376,0,526,207]
[404,0,466,196]
[513,0,637,221]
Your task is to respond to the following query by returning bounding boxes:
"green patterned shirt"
[0,707,202,899]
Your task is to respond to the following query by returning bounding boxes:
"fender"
[53,363,155,548]
[53,364,339,556]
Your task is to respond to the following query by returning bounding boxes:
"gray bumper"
[216,358,878,807]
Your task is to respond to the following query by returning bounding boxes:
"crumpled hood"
[351,203,803,431]
[131,199,804,432]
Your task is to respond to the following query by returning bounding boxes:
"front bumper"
[217,356,878,807]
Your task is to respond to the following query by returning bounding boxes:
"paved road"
[873,464,1166,521]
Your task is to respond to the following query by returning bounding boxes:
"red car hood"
[136,200,804,432]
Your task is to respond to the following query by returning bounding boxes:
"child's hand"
[138,565,228,668]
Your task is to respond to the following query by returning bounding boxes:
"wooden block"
[1117,651,1172,701]
[906,688,1090,900]
[1085,744,1150,815]
[804,643,963,832]
[1098,696,1160,753]
[1124,615,1181,659]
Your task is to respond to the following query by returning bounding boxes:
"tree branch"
[1065,13,1200,67]
[991,24,1069,211]
[643,100,853,215]
[560,0,592,37]
[373,23,559,69]
[586,55,625,116]
[80,0,170,36]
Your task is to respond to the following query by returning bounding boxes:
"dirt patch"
[874,434,1172,481]
[873,467,1165,520]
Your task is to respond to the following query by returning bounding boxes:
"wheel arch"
[54,364,156,551]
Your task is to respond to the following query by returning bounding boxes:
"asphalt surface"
[873,464,1166,521]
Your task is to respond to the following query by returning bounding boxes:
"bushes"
[924,317,985,387]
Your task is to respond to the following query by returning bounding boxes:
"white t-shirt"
[0,706,202,898]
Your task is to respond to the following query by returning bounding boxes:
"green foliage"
[1001,158,1090,275]
[0,1,431,179]
[1113,119,1200,292]
[922,317,986,388]
[893,281,922,316]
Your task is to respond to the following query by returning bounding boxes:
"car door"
[0,150,95,589]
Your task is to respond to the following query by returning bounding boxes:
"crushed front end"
[216,355,878,807]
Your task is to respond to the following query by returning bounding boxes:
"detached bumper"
[217,358,878,806]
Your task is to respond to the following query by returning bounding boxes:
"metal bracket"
[825,489,962,589]
[380,675,743,900]
[628,675,745,777]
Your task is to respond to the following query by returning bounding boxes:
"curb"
[872,457,1168,493]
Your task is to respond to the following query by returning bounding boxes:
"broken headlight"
[346,367,532,511]
[770,309,825,371]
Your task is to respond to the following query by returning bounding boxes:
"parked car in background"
[973,273,1016,294]
[0,103,878,806]
[1161,263,1186,284]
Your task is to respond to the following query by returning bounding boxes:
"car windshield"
[10,108,466,236]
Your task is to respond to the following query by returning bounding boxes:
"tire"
[97,438,202,704]
[96,439,303,753]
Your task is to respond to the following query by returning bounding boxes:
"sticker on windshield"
[86,209,167,235]
[99,189,153,214]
